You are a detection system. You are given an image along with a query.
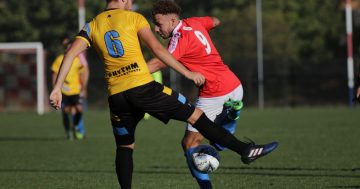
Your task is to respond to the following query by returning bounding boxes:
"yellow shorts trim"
[162,86,172,96]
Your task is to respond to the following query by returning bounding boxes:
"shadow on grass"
[0,169,113,174]
[0,168,359,188]
[219,166,360,172]
[147,165,360,178]
[0,166,359,179]
[0,136,65,142]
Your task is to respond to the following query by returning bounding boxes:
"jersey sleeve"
[190,16,214,31]
[76,22,92,47]
[135,13,150,32]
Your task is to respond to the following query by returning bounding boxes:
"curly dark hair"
[151,0,182,19]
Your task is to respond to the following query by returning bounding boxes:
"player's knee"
[187,108,204,125]
[182,133,204,150]
[75,105,83,112]
[118,143,135,150]
[63,107,71,113]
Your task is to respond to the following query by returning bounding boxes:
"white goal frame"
[0,42,45,115]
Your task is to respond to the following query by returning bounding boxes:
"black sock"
[62,112,70,131]
[116,147,133,189]
[73,112,82,126]
[193,114,249,156]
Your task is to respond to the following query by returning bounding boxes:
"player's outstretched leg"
[211,99,243,151]
[192,113,278,164]
[241,140,278,164]
[185,147,212,189]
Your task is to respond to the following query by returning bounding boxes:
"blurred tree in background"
[0,0,357,108]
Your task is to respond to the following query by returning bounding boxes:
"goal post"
[0,42,46,115]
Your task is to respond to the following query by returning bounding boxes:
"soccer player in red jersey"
[50,0,277,188]
[149,1,278,188]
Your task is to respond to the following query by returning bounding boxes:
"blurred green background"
[0,0,359,108]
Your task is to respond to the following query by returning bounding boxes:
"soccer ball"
[191,145,220,173]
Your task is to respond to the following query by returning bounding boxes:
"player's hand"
[49,88,62,110]
[81,89,88,99]
[188,72,205,87]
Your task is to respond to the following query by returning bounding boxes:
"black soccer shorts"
[62,94,82,107]
[108,81,195,145]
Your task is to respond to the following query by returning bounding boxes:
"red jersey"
[168,17,241,97]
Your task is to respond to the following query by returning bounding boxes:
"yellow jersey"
[77,9,154,95]
[51,54,84,96]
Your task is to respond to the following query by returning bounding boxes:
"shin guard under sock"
[73,113,85,134]
[193,114,248,156]
[73,112,82,127]
[116,147,133,189]
[185,148,212,189]
[62,112,71,132]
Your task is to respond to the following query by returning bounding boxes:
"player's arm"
[50,39,88,109]
[80,66,89,98]
[79,54,90,98]
[211,17,220,28]
[138,27,204,86]
[147,58,167,73]
[193,16,220,30]
[51,71,58,87]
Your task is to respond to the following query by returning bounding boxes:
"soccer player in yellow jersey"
[50,0,277,188]
[51,37,89,140]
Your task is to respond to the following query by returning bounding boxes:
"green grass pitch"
[0,107,359,189]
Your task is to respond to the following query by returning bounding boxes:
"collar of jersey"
[171,20,182,37]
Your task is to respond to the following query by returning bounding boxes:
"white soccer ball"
[191,145,220,173]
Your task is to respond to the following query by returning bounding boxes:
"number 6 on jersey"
[104,30,124,58]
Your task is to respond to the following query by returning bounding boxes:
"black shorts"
[62,94,82,107]
[108,81,195,145]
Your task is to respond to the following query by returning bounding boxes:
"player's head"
[151,0,181,39]
[106,0,133,11]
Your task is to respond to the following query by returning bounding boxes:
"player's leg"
[181,96,225,189]
[61,95,73,140]
[181,94,243,188]
[108,92,144,189]
[182,131,213,189]
[174,91,278,164]
[188,108,278,164]
[61,108,72,140]
[129,82,278,165]
[67,95,85,139]
[73,104,85,139]
[211,85,244,150]
[126,82,214,188]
